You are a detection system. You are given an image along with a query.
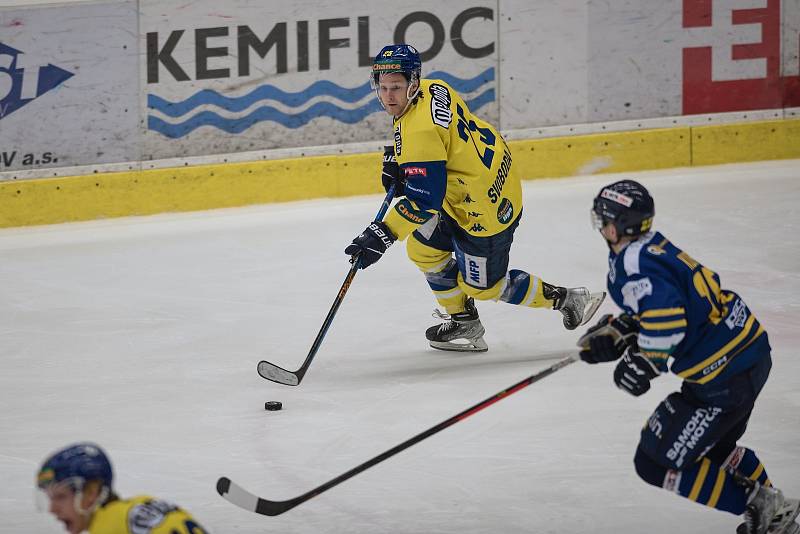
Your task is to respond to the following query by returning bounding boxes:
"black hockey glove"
[577,313,638,364]
[381,145,405,198]
[613,349,660,397]
[344,221,396,269]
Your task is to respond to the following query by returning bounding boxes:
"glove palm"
[577,313,638,364]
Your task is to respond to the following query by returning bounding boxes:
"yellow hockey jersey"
[88,495,207,534]
[383,78,522,241]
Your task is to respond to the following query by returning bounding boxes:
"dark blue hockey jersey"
[606,231,769,385]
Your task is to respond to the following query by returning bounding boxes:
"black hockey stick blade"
[219,354,578,516]
[256,260,359,386]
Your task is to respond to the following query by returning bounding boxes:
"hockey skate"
[547,285,606,330]
[736,485,800,534]
[426,298,488,352]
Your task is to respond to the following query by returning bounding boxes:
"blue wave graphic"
[148,88,495,139]
[149,68,494,118]
[149,80,372,117]
[465,88,495,115]
[149,99,383,138]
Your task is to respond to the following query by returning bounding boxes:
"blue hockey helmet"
[37,442,113,492]
[371,44,422,86]
[592,180,655,237]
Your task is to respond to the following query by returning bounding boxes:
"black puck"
[264,401,283,411]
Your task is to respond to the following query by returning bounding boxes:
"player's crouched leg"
[633,393,701,488]
[631,396,750,514]
[633,382,766,516]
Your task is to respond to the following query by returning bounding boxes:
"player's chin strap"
[74,485,110,517]
[373,72,421,119]
[394,74,421,119]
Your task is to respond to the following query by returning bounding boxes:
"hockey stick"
[218,354,577,516]
[257,184,397,386]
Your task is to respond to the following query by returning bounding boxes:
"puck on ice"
[264,401,283,411]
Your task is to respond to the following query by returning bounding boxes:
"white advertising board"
[500,0,800,128]
[141,0,498,159]
[1,0,798,171]
[0,0,139,172]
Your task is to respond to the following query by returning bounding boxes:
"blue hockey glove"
[381,145,405,198]
[577,313,638,364]
[345,221,396,269]
[613,349,660,396]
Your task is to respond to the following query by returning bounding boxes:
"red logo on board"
[682,0,800,114]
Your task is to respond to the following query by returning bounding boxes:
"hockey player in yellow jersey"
[37,443,208,534]
[345,44,604,351]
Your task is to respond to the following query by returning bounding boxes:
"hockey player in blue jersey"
[577,180,799,534]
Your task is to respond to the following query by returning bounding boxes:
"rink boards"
[1,116,799,228]
[2,0,800,228]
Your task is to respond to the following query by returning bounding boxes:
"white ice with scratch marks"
[1,159,798,534]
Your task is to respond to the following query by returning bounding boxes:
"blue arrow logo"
[0,42,74,120]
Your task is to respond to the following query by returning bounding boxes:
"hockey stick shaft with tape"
[257,185,396,386]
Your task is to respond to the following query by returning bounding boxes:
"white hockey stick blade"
[257,361,299,386]
[217,477,260,512]
[579,291,607,327]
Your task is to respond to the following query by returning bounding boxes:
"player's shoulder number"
[128,499,207,534]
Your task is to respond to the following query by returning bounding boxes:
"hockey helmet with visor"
[36,442,113,514]
[591,179,655,237]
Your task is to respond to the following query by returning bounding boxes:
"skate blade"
[780,499,800,534]
[430,336,488,353]
[578,292,607,327]
[779,500,800,534]
[758,521,800,534]
[751,498,800,534]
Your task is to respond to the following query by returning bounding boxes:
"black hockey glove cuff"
[381,145,405,198]
[577,313,638,364]
[344,221,396,269]
[613,349,660,397]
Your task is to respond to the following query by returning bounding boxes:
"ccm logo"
[404,166,427,177]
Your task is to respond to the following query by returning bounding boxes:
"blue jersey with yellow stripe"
[606,231,769,385]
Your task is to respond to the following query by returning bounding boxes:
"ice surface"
[1,159,798,533]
